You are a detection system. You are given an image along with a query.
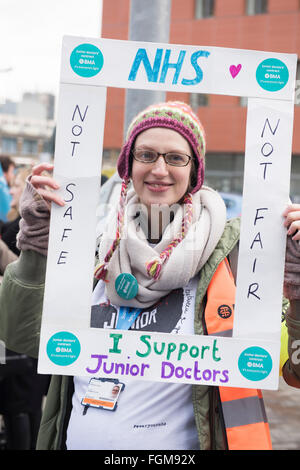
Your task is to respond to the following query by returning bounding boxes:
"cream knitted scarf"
[98,186,227,308]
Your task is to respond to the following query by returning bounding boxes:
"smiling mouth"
[144,182,173,191]
[145,182,172,187]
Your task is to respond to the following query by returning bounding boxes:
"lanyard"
[116,306,141,330]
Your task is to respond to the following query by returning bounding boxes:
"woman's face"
[9,174,24,210]
[131,127,193,210]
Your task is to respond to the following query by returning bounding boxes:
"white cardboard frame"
[37,36,297,390]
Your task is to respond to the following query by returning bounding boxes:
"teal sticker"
[256,58,289,92]
[47,331,81,366]
[115,273,139,300]
[70,43,104,77]
[238,346,272,381]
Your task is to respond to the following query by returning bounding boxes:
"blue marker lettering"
[159,49,186,85]
[128,48,163,82]
[181,50,210,86]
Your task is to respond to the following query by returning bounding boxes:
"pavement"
[263,377,300,450]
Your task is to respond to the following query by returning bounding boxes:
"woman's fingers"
[283,204,300,241]
[31,162,54,176]
[37,188,65,207]
[30,163,65,207]
[287,217,300,240]
[30,174,60,190]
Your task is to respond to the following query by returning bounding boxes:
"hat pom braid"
[94,178,130,281]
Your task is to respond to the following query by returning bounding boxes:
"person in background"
[0,156,15,188]
[0,165,50,450]
[0,238,17,279]
[0,167,32,255]
[0,163,23,279]
[0,101,300,450]
[0,155,15,223]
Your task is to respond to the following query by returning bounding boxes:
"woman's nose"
[151,155,169,176]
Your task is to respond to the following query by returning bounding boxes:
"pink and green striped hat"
[117,101,206,193]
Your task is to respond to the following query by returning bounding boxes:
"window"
[204,153,245,194]
[1,137,17,153]
[43,138,53,153]
[190,93,209,109]
[22,139,38,155]
[246,0,268,15]
[195,0,214,19]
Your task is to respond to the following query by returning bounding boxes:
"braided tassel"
[146,193,193,280]
[147,259,162,280]
[94,263,109,282]
[94,178,129,280]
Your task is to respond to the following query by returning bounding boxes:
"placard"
[38,36,296,390]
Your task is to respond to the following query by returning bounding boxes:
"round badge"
[115,273,139,300]
[238,346,272,382]
[46,331,81,366]
[256,58,289,92]
[70,43,104,78]
[217,304,232,319]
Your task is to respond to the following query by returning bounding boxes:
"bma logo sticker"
[238,346,272,381]
[256,58,289,92]
[70,43,104,78]
[47,331,81,366]
[217,304,232,319]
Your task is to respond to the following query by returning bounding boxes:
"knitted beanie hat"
[95,101,206,283]
[117,101,206,194]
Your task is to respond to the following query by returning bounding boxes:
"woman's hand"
[283,203,300,241]
[30,163,65,208]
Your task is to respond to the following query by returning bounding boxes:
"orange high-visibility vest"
[204,258,272,450]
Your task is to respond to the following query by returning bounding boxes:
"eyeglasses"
[132,149,193,167]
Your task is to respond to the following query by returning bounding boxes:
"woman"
[0,101,300,450]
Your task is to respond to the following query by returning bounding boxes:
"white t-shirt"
[66,275,200,450]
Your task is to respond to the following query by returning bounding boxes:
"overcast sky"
[0,0,102,102]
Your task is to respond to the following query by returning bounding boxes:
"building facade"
[0,93,55,167]
[101,0,300,200]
